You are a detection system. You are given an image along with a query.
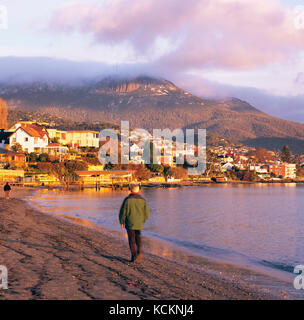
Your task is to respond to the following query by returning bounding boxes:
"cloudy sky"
[1,0,304,121]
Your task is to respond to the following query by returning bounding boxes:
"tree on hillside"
[49,163,65,183]
[37,162,52,172]
[171,166,188,180]
[38,153,50,162]
[163,166,174,179]
[29,152,39,162]
[11,143,23,153]
[204,150,219,177]
[104,162,121,171]
[50,163,80,189]
[247,148,274,163]
[281,145,292,163]
[65,160,88,172]
[129,164,152,181]
[242,170,259,182]
[146,164,164,174]
[296,164,304,177]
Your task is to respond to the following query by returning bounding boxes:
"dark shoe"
[130,255,136,263]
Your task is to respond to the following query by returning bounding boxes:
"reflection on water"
[29,184,304,277]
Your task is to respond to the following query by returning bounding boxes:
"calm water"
[29,184,304,278]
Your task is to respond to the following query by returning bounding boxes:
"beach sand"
[0,187,292,300]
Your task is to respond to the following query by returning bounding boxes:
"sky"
[1,0,304,121]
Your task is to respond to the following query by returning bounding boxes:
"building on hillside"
[234,154,248,162]
[218,155,234,163]
[284,163,297,179]
[75,170,134,187]
[221,162,234,172]
[47,129,100,148]
[264,163,297,179]
[263,164,283,177]
[65,131,99,148]
[0,148,26,169]
[45,143,69,158]
[0,130,13,150]
[161,155,175,167]
[9,123,49,153]
[87,165,105,171]
[9,121,50,131]
[130,144,145,164]
[234,163,246,170]
[0,169,24,184]
[47,129,67,145]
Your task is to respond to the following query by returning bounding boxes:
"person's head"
[130,183,140,193]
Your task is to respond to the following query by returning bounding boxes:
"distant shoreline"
[11,179,304,191]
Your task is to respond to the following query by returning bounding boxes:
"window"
[25,137,29,142]
[34,137,38,144]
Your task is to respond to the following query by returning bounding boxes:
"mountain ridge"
[2,76,304,152]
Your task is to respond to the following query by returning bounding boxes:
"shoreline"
[9,179,304,192]
[0,187,296,300]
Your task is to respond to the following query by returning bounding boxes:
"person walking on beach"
[119,183,150,263]
[4,182,11,200]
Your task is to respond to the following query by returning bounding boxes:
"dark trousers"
[127,229,141,258]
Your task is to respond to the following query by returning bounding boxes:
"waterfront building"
[65,131,99,148]
[46,129,67,145]
[0,148,26,169]
[264,163,297,179]
[45,143,69,159]
[9,123,49,153]
[0,169,24,184]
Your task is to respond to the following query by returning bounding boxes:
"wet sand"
[0,187,292,300]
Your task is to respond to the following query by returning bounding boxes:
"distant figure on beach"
[119,183,150,263]
[4,182,11,200]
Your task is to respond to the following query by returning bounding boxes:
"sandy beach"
[0,187,294,300]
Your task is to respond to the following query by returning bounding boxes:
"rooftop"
[18,124,49,139]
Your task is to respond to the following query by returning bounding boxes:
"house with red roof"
[45,143,69,160]
[9,123,49,153]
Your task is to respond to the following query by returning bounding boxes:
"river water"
[29,183,304,287]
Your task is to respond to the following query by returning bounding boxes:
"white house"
[284,163,297,179]
[221,162,234,171]
[130,144,145,164]
[10,123,49,153]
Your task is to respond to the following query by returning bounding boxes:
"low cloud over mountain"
[2,73,304,152]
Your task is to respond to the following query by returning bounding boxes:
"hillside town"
[0,117,302,188]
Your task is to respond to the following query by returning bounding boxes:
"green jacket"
[119,193,150,230]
